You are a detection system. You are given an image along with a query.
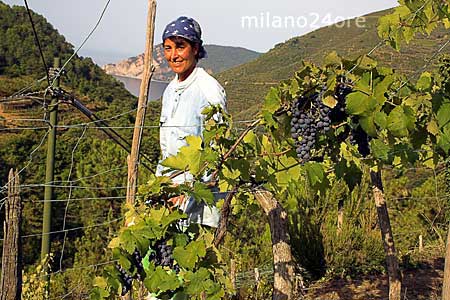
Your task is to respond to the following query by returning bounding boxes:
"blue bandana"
[162,16,207,59]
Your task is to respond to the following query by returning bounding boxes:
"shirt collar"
[174,67,199,93]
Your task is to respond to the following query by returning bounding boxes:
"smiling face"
[163,36,199,82]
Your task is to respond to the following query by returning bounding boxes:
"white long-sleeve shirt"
[156,67,227,182]
[155,67,227,227]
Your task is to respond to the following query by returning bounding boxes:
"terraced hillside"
[216,9,450,119]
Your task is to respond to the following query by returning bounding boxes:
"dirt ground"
[304,258,444,300]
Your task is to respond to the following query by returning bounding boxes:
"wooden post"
[443,158,450,300]
[337,198,344,234]
[126,0,157,209]
[442,223,450,300]
[0,169,23,300]
[419,235,423,252]
[253,189,298,300]
[370,170,401,300]
[230,259,236,290]
[124,2,156,299]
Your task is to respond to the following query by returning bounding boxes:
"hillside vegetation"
[217,9,450,119]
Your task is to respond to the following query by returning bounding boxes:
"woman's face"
[163,37,198,82]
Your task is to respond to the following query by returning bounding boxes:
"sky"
[3,0,398,65]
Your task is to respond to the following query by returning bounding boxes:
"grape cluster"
[115,264,133,296]
[150,239,179,272]
[329,83,352,123]
[132,249,144,280]
[290,93,332,163]
[349,126,370,157]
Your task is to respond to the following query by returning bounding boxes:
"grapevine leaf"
[416,72,432,91]
[191,182,214,205]
[444,19,450,29]
[360,115,377,137]
[90,287,110,299]
[355,72,372,94]
[374,75,394,104]
[323,95,338,108]
[437,103,450,128]
[402,26,415,43]
[357,55,377,70]
[324,51,341,66]
[438,125,450,154]
[370,139,390,162]
[427,120,439,135]
[162,136,203,175]
[303,162,324,186]
[173,240,206,270]
[335,160,363,190]
[290,78,300,96]
[263,87,281,113]
[374,111,388,129]
[93,277,108,289]
[184,268,224,299]
[144,267,181,293]
[346,92,377,116]
[387,106,415,137]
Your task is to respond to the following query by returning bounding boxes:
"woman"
[156,16,227,227]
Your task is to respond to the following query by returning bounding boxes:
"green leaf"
[357,55,377,70]
[374,75,394,104]
[324,51,341,66]
[191,182,215,205]
[437,103,450,128]
[185,268,212,294]
[303,162,324,186]
[370,139,390,161]
[438,125,450,154]
[173,240,206,270]
[360,115,377,137]
[144,267,181,293]
[93,277,108,289]
[335,160,363,190]
[374,111,388,129]
[346,92,377,116]
[162,136,203,174]
[427,120,439,135]
[263,87,281,113]
[387,106,415,137]
[416,72,432,91]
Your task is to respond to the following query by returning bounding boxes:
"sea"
[112,75,169,100]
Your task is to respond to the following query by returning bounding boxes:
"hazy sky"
[4,0,398,64]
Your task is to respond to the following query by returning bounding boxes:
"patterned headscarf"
[162,16,207,59]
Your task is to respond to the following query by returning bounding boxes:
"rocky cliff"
[102,44,261,81]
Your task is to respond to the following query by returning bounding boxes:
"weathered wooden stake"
[253,189,299,300]
[419,234,423,252]
[126,0,157,211]
[124,1,156,299]
[442,223,450,300]
[370,170,401,300]
[0,169,23,300]
[230,259,236,290]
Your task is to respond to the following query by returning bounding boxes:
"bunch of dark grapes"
[349,126,370,157]
[150,239,180,272]
[115,264,133,296]
[132,248,144,280]
[329,83,353,123]
[290,93,332,163]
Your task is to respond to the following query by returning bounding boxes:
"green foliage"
[378,0,450,50]
[91,179,230,299]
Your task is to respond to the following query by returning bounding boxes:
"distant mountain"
[102,44,261,81]
[214,9,450,119]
